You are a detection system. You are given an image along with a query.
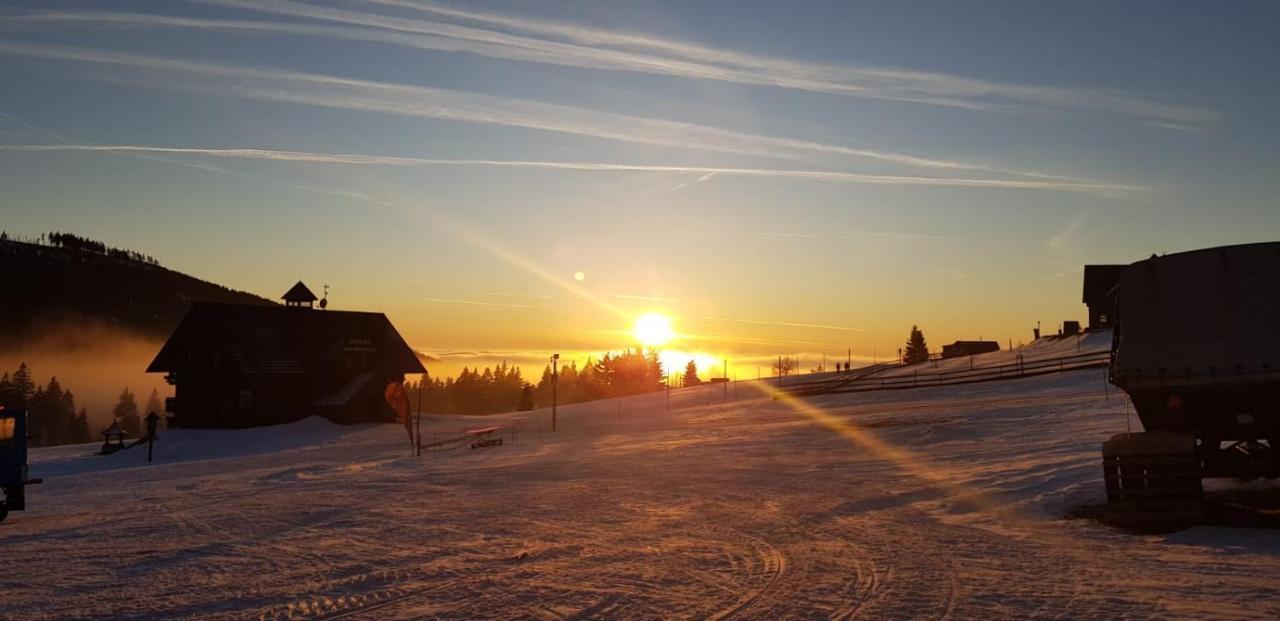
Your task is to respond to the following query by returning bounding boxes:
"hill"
[0,234,273,345]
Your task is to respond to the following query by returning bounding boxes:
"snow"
[5,356,1280,619]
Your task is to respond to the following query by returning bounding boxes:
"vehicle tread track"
[705,528,788,621]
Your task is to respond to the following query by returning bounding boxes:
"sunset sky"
[3,1,1279,378]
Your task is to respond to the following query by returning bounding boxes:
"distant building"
[1061,320,1082,336]
[941,340,1000,359]
[146,282,425,429]
[1082,265,1125,330]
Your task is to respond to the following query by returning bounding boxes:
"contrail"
[0,144,1143,194]
[0,40,1138,188]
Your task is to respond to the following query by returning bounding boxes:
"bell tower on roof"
[282,281,318,308]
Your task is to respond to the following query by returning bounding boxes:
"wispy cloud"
[481,291,555,301]
[610,293,680,303]
[124,0,1216,127]
[752,230,956,242]
[419,296,588,313]
[0,143,1142,194]
[0,39,1105,185]
[1047,212,1086,249]
[699,316,868,334]
[1037,266,1083,283]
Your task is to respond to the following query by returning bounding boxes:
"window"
[0,417,14,445]
[1099,314,1109,323]
[238,389,254,410]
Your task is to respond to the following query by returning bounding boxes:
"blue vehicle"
[0,409,42,523]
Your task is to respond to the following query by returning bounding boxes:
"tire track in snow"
[705,528,789,620]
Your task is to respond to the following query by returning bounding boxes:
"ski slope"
[5,363,1280,619]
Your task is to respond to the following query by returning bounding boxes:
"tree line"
[45,231,161,266]
[1,230,162,266]
[406,348,668,416]
[0,362,162,446]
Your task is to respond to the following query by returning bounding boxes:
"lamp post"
[551,353,560,433]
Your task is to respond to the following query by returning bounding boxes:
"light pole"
[551,353,560,432]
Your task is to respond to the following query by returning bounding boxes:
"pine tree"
[11,363,34,408]
[145,389,165,429]
[904,325,929,365]
[0,372,13,407]
[56,383,76,444]
[74,408,91,443]
[517,384,536,411]
[113,387,142,436]
[683,360,701,387]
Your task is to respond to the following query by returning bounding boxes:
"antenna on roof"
[319,284,329,310]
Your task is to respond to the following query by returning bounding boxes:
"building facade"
[941,341,1000,359]
[1082,265,1125,330]
[147,283,425,428]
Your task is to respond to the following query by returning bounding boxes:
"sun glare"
[633,312,674,347]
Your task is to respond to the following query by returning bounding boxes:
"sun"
[633,312,674,348]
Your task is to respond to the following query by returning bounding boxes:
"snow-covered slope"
[5,365,1280,619]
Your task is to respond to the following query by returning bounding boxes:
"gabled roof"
[147,302,425,375]
[1082,265,1126,304]
[282,281,318,303]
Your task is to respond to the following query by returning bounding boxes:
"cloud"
[1037,266,1083,283]
[358,0,1214,126]
[419,296,588,314]
[752,230,957,242]
[8,3,1215,128]
[0,143,1143,194]
[1047,212,1086,249]
[121,0,1217,127]
[610,293,680,303]
[0,39,1101,183]
[698,316,868,334]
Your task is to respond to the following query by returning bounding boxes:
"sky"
[2,1,1279,378]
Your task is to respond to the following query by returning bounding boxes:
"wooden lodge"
[146,282,425,428]
[940,340,1000,359]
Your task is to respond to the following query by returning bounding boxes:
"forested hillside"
[0,232,273,343]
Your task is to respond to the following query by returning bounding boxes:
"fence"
[782,350,1111,397]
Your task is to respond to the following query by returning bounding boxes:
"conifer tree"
[113,387,142,436]
[11,363,34,407]
[74,408,91,443]
[145,389,165,429]
[0,372,13,407]
[904,325,930,364]
[683,360,701,386]
[517,384,536,411]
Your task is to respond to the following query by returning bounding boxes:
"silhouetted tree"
[683,360,701,386]
[113,387,142,436]
[10,363,34,407]
[517,384,536,411]
[0,364,92,445]
[0,373,13,408]
[535,364,555,406]
[145,389,166,430]
[904,325,929,364]
[772,356,796,377]
[74,408,91,443]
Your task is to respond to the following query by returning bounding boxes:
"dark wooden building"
[147,283,425,428]
[1082,265,1125,330]
[941,340,1000,359]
